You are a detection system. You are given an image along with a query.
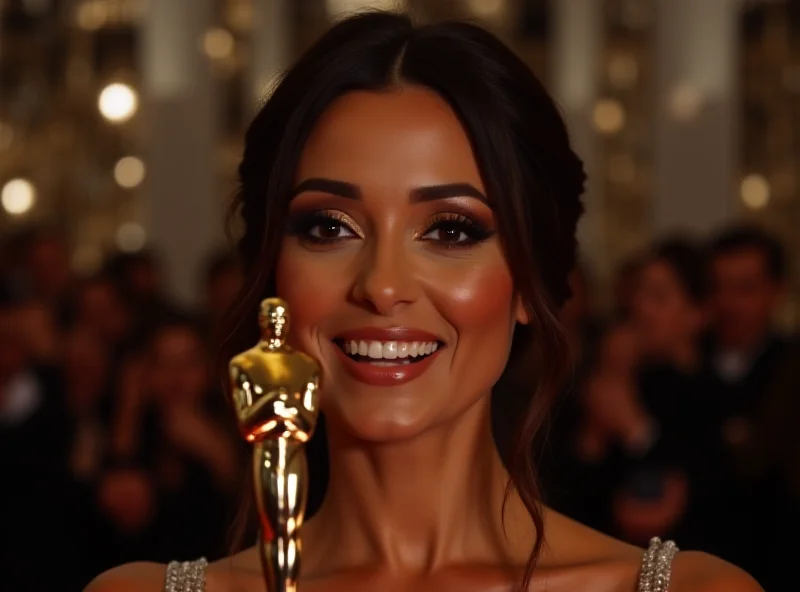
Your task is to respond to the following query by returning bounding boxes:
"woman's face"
[632,260,705,357]
[275,87,527,442]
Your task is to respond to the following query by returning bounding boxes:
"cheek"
[274,243,349,353]
[424,258,516,363]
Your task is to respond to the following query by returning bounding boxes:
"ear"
[515,297,531,325]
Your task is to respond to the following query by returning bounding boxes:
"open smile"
[334,338,441,365]
[331,328,446,386]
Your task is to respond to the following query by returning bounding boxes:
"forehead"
[296,87,485,193]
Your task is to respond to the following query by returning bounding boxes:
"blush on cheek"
[431,263,516,332]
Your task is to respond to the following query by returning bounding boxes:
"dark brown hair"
[220,11,584,589]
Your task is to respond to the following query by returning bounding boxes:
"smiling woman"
[85,9,761,592]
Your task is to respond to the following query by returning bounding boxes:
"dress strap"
[164,558,208,592]
[637,538,679,592]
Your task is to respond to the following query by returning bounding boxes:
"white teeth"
[342,339,440,361]
[367,341,383,359]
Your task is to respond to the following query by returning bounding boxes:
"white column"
[140,0,222,308]
[249,0,292,114]
[653,0,740,236]
[550,0,605,274]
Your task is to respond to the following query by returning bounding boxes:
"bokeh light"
[1,178,36,215]
[607,54,639,90]
[325,0,401,17]
[740,174,771,210]
[98,83,138,123]
[593,99,626,135]
[467,0,505,18]
[114,156,146,189]
[116,223,147,253]
[203,28,235,60]
[669,85,703,121]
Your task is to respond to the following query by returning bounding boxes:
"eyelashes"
[285,209,495,248]
[417,212,495,246]
[285,210,363,243]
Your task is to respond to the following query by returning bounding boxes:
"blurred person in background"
[574,239,710,547]
[63,326,112,482]
[23,229,74,322]
[96,314,242,567]
[18,295,60,364]
[73,273,133,351]
[202,250,243,337]
[0,281,84,591]
[699,225,799,587]
[537,266,605,525]
[105,251,172,325]
[613,256,644,321]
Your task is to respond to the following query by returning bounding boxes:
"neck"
[308,396,524,574]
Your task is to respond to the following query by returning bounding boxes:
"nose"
[350,236,418,316]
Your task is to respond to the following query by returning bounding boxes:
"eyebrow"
[292,177,489,204]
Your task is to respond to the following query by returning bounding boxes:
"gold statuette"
[229,298,321,592]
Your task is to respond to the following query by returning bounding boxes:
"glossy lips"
[332,327,444,387]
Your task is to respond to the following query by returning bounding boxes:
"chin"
[321,387,440,443]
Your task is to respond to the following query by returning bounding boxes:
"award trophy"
[229,298,321,592]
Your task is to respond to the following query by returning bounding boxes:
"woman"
[87,12,759,592]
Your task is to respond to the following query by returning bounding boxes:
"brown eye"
[286,210,360,244]
[312,220,351,240]
[420,215,494,247]
[427,222,468,244]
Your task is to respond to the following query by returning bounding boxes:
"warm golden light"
[467,0,505,18]
[593,99,626,135]
[98,83,138,123]
[71,245,103,274]
[740,174,771,210]
[325,0,401,17]
[203,28,235,60]
[227,0,254,31]
[608,54,639,90]
[76,0,108,30]
[608,153,637,185]
[114,156,146,189]
[669,85,702,121]
[1,178,36,215]
[115,223,147,253]
[0,122,13,149]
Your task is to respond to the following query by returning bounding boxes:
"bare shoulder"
[541,510,762,592]
[670,551,763,592]
[540,509,643,567]
[83,562,166,592]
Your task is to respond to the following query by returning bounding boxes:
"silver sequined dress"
[164,537,678,592]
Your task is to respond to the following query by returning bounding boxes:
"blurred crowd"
[1,224,798,591]
[540,226,799,591]
[0,229,249,591]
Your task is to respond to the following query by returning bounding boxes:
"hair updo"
[221,11,585,589]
